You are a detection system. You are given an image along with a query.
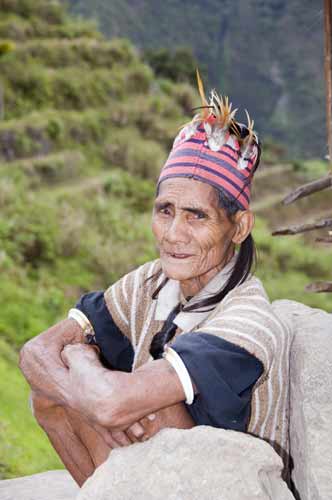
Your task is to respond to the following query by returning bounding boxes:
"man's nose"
[165,215,190,244]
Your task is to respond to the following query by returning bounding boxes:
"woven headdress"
[158,70,260,210]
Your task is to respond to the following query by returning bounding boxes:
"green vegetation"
[291,159,329,181]
[0,338,63,478]
[0,0,331,481]
[254,218,332,312]
[67,0,325,159]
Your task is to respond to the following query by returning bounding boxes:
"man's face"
[151,178,235,291]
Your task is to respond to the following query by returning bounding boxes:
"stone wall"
[1,300,332,500]
[0,470,78,500]
[78,427,293,500]
[273,300,332,500]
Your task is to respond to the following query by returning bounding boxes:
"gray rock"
[0,470,78,500]
[272,300,332,500]
[78,426,294,500]
[2,301,331,500]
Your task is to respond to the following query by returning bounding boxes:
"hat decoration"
[158,70,260,210]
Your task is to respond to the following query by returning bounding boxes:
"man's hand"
[139,404,195,436]
[60,343,110,424]
[99,405,194,449]
[19,319,84,406]
[61,343,99,367]
[61,343,195,434]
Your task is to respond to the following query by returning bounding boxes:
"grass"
[0,339,63,479]
[9,37,137,68]
[0,0,331,481]
[0,13,98,41]
[254,217,332,312]
[292,159,330,181]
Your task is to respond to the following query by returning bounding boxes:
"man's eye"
[159,207,170,215]
[193,211,207,219]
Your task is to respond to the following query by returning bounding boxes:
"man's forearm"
[61,344,188,430]
[19,319,84,406]
[140,403,195,439]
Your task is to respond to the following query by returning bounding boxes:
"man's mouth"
[166,252,193,260]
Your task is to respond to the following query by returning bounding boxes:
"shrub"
[125,64,153,94]
[169,82,197,114]
[0,0,65,24]
[0,197,59,267]
[0,40,15,57]
[103,128,167,180]
[24,151,86,186]
[0,109,108,160]
[144,46,198,83]
[103,169,155,212]
[0,16,31,41]
[291,159,328,181]
[9,38,137,69]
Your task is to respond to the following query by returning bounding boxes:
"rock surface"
[1,301,331,500]
[0,470,78,500]
[78,426,294,500]
[272,300,332,500]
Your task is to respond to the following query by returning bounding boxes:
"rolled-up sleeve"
[170,332,263,431]
[75,291,134,372]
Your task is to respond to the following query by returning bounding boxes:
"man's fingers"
[127,422,145,440]
[92,423,118,448]
[111,431,132,447]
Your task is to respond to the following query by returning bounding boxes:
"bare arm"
[61,343,194,430]
[20,320,195,442]
[19,319,84,406]
[133,403,195,441]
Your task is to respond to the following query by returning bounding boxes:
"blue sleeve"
[75,291,134,372]
[171,333,263,431]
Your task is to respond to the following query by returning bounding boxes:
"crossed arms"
[19,318,194,439]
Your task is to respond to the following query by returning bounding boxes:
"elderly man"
[19,76,290,486]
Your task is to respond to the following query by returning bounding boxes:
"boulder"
[272,300,332,500]
[0,470,78,500]
[2,300,331,500]
[78,426,294,500]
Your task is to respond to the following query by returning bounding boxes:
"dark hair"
[149,133,261,359]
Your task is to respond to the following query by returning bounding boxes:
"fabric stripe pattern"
[158,125,258,210]
[104,259,292,479]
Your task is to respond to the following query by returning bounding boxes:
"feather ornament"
[173,120,200,148]
[238,110,258,170]
[204,121,230,151]
[180,70,259,163]
[196,68,209,120]
[209,90,238,130]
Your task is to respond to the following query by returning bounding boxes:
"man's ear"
[231,210,254,244]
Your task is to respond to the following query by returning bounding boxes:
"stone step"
[0,470,78,500]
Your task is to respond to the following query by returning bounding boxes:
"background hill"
[0,0,331,480]
[65,0,325,159]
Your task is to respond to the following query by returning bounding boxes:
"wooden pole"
[306,281,332,293]
[272,217,332,236]
[324,0,332,166]
[282,174,332,205]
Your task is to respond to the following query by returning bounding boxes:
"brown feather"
[196,69,209,119]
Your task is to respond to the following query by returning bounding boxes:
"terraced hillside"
[66,0,325,159]
[0,0,331,479]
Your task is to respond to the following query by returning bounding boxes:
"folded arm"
[19,318,84,406]
[19,318,194,438]
[60,343,191,430]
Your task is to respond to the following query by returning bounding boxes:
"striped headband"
[158,72,260,210]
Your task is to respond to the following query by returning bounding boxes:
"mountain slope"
[0,0,331,479]
[66,0,325,158]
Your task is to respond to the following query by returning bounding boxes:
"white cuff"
[163,346,194,405]
[68,308,94,334]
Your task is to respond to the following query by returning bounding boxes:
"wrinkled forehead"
[156,177,220,209]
